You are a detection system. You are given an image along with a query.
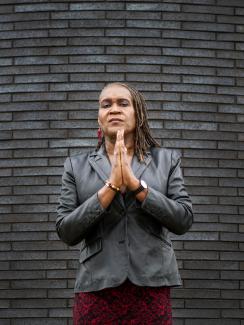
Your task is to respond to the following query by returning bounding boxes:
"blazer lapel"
[88,145,125,208]
[88,145,111,183]
[131,150,152,180]
[124,150,152,207]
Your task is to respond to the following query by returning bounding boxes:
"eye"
[120,101,129,107]
[101,103,110,109]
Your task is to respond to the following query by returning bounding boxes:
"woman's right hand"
[108,129,125,189]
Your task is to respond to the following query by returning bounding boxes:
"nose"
[109,103,121,114]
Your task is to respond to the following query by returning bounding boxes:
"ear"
[97,118,101,127]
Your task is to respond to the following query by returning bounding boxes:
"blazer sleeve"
[139,150,193,235]
[56,157,106,246]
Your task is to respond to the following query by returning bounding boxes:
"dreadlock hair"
[96,82,161,162]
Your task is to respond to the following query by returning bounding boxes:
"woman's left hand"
[118,129,139,190]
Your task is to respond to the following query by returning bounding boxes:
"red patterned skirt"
[73,279,172,324]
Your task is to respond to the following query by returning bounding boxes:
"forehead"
[99,85,132,102]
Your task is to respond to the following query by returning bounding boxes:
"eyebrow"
[100,97,131,103]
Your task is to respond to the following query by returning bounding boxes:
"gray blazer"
[56,145,193,292]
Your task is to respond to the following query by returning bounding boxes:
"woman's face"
[98,84,136,138]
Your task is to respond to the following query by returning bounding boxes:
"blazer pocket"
[79,237,102,263]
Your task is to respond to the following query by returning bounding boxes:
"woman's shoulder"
[64,149,94,167]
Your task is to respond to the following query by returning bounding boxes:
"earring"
[97,127,103,146]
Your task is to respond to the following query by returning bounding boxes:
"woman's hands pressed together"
[98,129,148,209]
[108,129,138,192]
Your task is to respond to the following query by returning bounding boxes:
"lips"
[108,118,123,123]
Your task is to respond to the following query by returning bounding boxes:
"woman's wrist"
[105,180,120,192]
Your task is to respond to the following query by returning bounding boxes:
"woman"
[56,82,193,324]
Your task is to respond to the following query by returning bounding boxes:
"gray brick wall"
[0,1,243,324]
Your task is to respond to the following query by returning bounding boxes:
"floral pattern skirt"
[73,279,172,324]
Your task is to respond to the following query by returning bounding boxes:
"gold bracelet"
[105,180,120,192]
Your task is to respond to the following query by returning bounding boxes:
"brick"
[0,58,12,66]
[221,271,244,280]
[107,64,160,73]
[182,39,234,50]
[184,149,236,159]
[12,279,66,289]
[185,319,239,325]
[126,3,180,11]
[50,28,103,38]
[162,30,215,40]
[184,241,238,251]
[162,12,215,22]
[183,75,234,86]
[183,130,235,141]
[0,270,45,280]
[0,30,48,40]
[0,289,46,299]
[127,19,180,29]
[15,74,68,83]
[15,20,68,30]
[0,65,49,76]
[106,28,161,38]
[164,101,217,112]
[13,92,66,102]
[13,319,66,325]
[14,37,67,48]
[107,11,160,20]
[69,36,123,46]
[13,129,67,139]
[126,37,180,47]
[13,148,67,158]
[13,204,57,213]
[182,93,234,103]
[0,40,11,48]
[0,232,46,242]
[184,279,239,289]
[165,83,216,93]
[165,121,217,130]
[0,213,48,223]
[1,12,48,22]
[172,288,220,299]
[183,22,234,32]
[218,33,244,42]
[174,308,220,318]
[0,309,47,318]
[107,46,161,55]
[11,260,66,270]
[221,252,244,261]
[15,56,68,65]
[0,251,46,261]
[183,57,234,68]
[1,139,48,149]
[52,11,105,20]
[13,167,63,176]
[182,4,234,14]
[50,46,104,56]
[222,309,244,319]
[70,2,124,11]
[0,47,48,57]
[15,3,68,12]
[51,64,104,73]
[14,185,60,195]
[186,298,239,308]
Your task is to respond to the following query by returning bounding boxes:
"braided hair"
[97,82,161,162]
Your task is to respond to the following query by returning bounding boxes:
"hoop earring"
[97,127,103,146]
